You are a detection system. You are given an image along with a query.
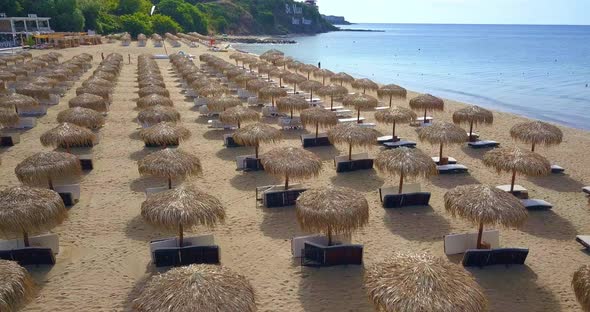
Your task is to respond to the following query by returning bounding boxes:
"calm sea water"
[233,24,590,130]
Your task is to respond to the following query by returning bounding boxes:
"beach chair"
[247,97,260,107]
[145,186,168,198]
[72,149,94,170]
[54,184,80,206]
[334,153,373,173]
[576,235,590,250]
[301,133,331,147]
[583,187,590,195]
[468,140,500,149]
[279,117,303,130]
[194,97,208,107]
[335,109,353,117]
[179,246,220,265]
[208,119,236,130]
[338,117,366,124]
[444,230,500,255]
[236,154,262,170]
[379,184,431,208]
[291,235,329,258]
[496,184,529,199]
[256,184,306,208]
[10,248,56,265]
[0,132,20,146]
[305,97,322,105]
[325,106,344,111]
[19,105,47,117]
[432,156,457,165]
[521,199,553,210]
[383,140,417,149]
[437,164,469,174]
[9,117,36,129]
[302,242,363,267]
[199,106,220,118]
[551,165,565,174]
[223,134,241,147]
[462,248,528,267]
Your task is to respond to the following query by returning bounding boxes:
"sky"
[314,0,590,25]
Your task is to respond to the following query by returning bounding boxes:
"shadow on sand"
[229,171,279,191]
[259,207,302,240]
[521,210,577,240]
[430,173,480,188]
[526,174,586,193]
[330,169,385,192]
[383,205,452,241]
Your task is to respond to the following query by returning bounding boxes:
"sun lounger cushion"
[10,248,56,265]
[383,140,417,149]
[302,242,363,267]
[179,245,220,265]
[291,235,329,257]
[145,140,179,148]
[432,157,457,165]
[301,136,331,148]
[264,189,306,208]
[583,187,590,195]
[437,164,468,174]
[462,248,528,267]
[382,192,431,208]
[551,165,565,174]
[0,133,19,146]
[153,248,180,267]
[59,192,74,206]
[244,157,263,171]
[336,159,373,172]
[444,230,500,255]
[576,235,590,249]
[521,199,553,210]
[0,249,11,261]
[224,136,241,148]
[468,140,499,149]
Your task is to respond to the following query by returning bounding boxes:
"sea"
[232,23,590,130]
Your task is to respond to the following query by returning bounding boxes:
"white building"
[0,14,53,46]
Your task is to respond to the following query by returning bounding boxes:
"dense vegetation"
[0,0,336,36]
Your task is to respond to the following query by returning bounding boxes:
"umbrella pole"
[510,169,517,192]
[315,123,319,139]
[255,144,259,158]
[272,96,275,107]
[327,227,332,246]
[424,109,427,122]
[392,121,396,138]
[531,142,535,152]
[48,177,54,190]
[476,221,484,249]
[23,231,29,247]
[294,84,297,93]
[178,223,184,247]
[290,108,293,119]
[357,109,361,123]
[310,90,313,102]
[389,95,393,108]
[398,172,404,194]
[348,143,352,161]
[279,77,282,87]
[284,175,289,190]
[65,143,70,154]
[469,121,474,140]
[330,96,334,110]
[168,177,172,189]
[439,143,444,160]
[237,121,241,129]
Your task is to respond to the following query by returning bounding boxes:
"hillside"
[0,0,337,36]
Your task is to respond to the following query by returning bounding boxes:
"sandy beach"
[1,40,589,311]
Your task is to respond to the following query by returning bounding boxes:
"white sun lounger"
[576,235,590,249]
[551,165,565,174]
[468,140,499,148]
[432,156,457,164]
[521,199,553,210]
[194,97,208,107]
[54,184,80,205]
[292,235,329,257]
[325,106,344,111]
[208,120,236,130]
[10,117,36,129]
[583,187,590,195]
[236,154,256,170]
[496,184,527,193]
[338,117,365,123]
[279,117,303,130]
[0,233,60,255]
[0,132,20,146]
[437,164,469,174]
[444,230,500,255]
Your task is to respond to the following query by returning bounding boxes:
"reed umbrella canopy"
[509,120,563,152]
[300,107,338,138]
[317,84,348,110]
[417,122,467,163]
[138,85,170,98]
[258,86,287,106]
[232,123,282,158]
[445,184,527,249]
[375,106,417,140]
[261,147,322,189]
[0,260,35,311]
[136,94,173,109]
[137,105,181,126]
[299,79,323,102]
[283,73,306,93]
[0,186,67,246]
[299,64,318,80]
[453,105,494,141]
[141,184,225,247]
[0,93,39,114]
[342,93,378,123]
[0,107,18,126]
[328,123,379,160]
[276,95,308,119]
[133,264,256,312]
[351,78,379,94]
[573,265,590,312]
[313,68,334,85]
[138,148,202,189]
[57,107,105,130]
[483,147,551,192]
[207,96,242,112]
[409,93,445,121]
[40,123,96,153]
[378,84,407,107]
[375,148,437,193]
[332,72,354,86]
[197,83,229,98]
[15,151,81,190]
[140,122,191,147]
[296,186,368,246]
[219,106,259,128]
[69,93,108,112]
[365,252,488,312]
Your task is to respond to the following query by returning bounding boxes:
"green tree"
[0,0,24,16]
[157,0,207,34]
[151,14,182,34]
[50,0,85,32]
[79,0,102,31]
[120,12,152,37]
[97,11,121,34]
[117,0,152,15]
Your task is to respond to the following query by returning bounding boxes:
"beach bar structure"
[0,14,53,47]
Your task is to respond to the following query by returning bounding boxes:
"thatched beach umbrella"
[83,77,113,89]
[453,105,494,141]
[0,93,39,114]
[300,107,338,139]
[296,186,368,246]
[261,49,284,60]
[219,106,260,128]
[57,107,105,130]
[141,183,224,247]
[317,84,348,110]
[375,148,437,194]
[299,64,318,80]
[138,85,170,98]
[410,94,444,122]
[133,264,256,312]
[232,123,281,158]
[328,123,379,160]
[136,94,173,109]
[276,95,308,119]
[287,60,303,73]
[483,147,551,192]
[299,80,323,102]
[40,123,96,153]
[417,122,467,162]
[0,185,67,247]
[378,84,407,107]
[269,68,289,87]
[207,96,242,112]
[331,72,355,86]
[259,86,287,106]
[16,83,51,101]
[510,120,563,152]
[342,93,378,123]
[140,122,191,147]
[261,147,322,189]
[573,265,590,312]
[445,184,527,249]
[351,78,378,94]
[313,68,334,85]
[197,83,229,98]
[76,85,111,101]
[15,151,81,190]
[0,260,35,311]
[245,79,269,98]
[138,78,166,89]
[283,73,306,93]
[233,73,257,88]
[375,106,417,140]
[137,106,181,126]
[138,148,202,189]
[69,93,108,112]
[0,108,18,126]
[365,253,488,312]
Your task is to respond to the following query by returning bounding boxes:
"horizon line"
[332,21,590,27]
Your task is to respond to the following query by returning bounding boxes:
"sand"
[0,40,589,312]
